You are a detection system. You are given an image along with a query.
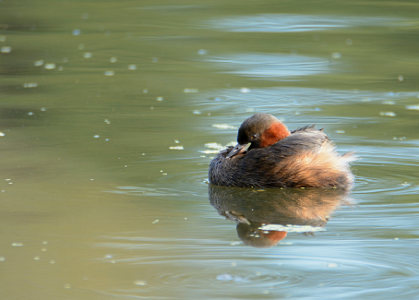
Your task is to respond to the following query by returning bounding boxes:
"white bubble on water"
[184,88,199,93]
[104,70,115,76]
[83,52,92,59]
[44,63,56,70]
[110,57,118,63]
[379,111,396,117]
[72,29,81,36]
[128,64,137,70]
[169,146,184,150]
[134,280,147,286]
[23,82,38,88]
[406,105,419,111]
[1,46,12,53]
[212,124,236,130]
[34,60,44,67]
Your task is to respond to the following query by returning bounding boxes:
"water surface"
[1,0,418,299]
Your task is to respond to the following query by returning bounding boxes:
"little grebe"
[209,113,355,189]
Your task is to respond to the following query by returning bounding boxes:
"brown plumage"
[209,113,356,189]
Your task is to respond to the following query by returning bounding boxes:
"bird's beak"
[226,142,251,158]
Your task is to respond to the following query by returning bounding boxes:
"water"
[1,0,418,299]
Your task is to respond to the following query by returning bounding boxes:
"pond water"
[1,0,418,299]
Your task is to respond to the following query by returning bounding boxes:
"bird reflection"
[209,185,350,248]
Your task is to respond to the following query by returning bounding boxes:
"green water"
[1,0,418,299]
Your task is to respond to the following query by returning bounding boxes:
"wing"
[272,127,329,157]
[245,126,329,160]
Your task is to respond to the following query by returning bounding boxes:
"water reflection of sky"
[208,54,332,79]
[209,14,407,32]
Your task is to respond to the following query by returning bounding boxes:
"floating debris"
[240,87,251,93]
[156,96,164,101]
[72,29,81,36]
[174,139,180,144]
[83,52,92,59]
[110,57,117,63]
[151,219,159,224]
[128,64,137,70]
[327,263,338,268]
[379,111,396,117]
[406,105,419,111]
[331,52,342,59]
[40,107,47,112]
[143,89,148,94]
[382,100,395,105]
[335,130,345,134]
[0,46,12,54]
[193,110,202,115]
[212,124,236,130]
[169,145,184,150]
[44,63,56,70]
[205,142,224,150]
[0,256,5,262]
[104,70,115,76]
[27,112,34,116]
[11,242,24,247]
[33,256,40,261]
[63,283,72,289]
[197,49,208,55]
[23,82,38,88]
[0,132,5,137]
[398,75,404,82]
[133,280,147,286]
[34,60,44,67]
[93,134,100,139]
[104,119,111,125]
[184,88,199,93]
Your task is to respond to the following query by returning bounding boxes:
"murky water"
[1,0,418,299]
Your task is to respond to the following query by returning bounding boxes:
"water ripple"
[209,14,412,32]
[207,54,332,79]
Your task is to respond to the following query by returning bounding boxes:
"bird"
[209,113,356,189]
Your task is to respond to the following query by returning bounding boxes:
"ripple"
[207,53,331,79]
[193,87,419,117]
[209,14,410,32]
